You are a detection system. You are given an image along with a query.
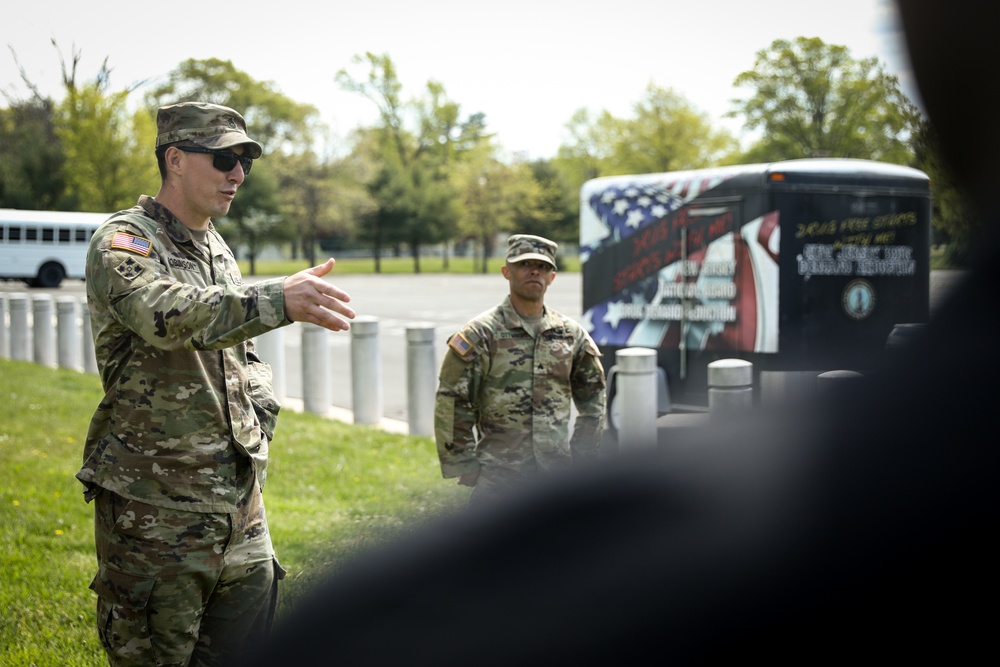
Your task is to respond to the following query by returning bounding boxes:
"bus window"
[74,228,89,243]
[7,226,21,242]
[42,227,54,243]
[59,228,71,243]
[25,227,37,242]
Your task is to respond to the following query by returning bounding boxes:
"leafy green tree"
[146,58,326,261]
[57,73,158,211]
[217,164,283,275]
[730,37,919,164]
[6,43,157,212]
[557,84,736,180]
[911,118,984,267]
[453,146,537,274]
[0,95,73,210]
[271,147,376,267]
[524,159,578,252]
[337,53,472,272]
[552,84,737,238]
[336,53,417,270]
[145,58,319,153]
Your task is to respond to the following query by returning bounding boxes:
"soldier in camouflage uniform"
[78,102,356,666]
[435,234,607,503]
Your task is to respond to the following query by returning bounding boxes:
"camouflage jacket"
[434,296,606,479]
[77,196,289,512]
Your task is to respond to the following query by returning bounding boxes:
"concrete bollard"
[56,296,81,371]
[301,323,331,415]
[80,298,98,374]
[32,294,57,368]
[708,359,754,419]
[0,294,8,359]
[351,316,382,425]
[615,348,659,451]
[254,328,286,402]
[405,322,437,437]
[8,293,30,362]
[817,370,864,399]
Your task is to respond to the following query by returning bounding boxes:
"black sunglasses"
[177,146,253,175]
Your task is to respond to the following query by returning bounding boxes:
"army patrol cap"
[506,234,557,269]
[155,102,263,159]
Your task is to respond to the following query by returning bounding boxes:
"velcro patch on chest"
[448,332,474,357]
[110,232,152,257]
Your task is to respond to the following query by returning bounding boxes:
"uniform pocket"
[90,562,156,662]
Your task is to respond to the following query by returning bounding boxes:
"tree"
[730,37,919,164]
[2,42,157,212]
[336,54,417,271]
[57,66,159,211]
[270,147,376,267]
[552,84,738,237]
[557,84,737,180]
[453,147,537,274]
[147,58,325,260]
[336,53,472,272]
[0,95,73,210]
[524,159,578,253]
[145,58,319,153]
[911,118,984,267]
[217,164,284,275]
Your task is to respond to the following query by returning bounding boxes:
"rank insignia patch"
[110,232,152,256]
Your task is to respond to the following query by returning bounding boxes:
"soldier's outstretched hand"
[283,259,356,331]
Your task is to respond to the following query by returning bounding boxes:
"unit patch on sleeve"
[110,232,152,257]
[114,256,145,282]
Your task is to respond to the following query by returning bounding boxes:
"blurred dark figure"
[241,2,998,663]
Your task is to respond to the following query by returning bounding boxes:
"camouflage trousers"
[90,486,283,667]
[468,467,538,507]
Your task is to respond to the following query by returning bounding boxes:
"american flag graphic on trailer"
[581,180,687,346]
[580,167,780,355]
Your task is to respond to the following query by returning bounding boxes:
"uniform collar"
[139,195,216,244]
[500,295,563,333]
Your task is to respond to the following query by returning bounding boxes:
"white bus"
[0,208,109,287]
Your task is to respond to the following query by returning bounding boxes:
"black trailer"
[580,158,931,410]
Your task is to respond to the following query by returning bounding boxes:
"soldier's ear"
[164,146,185,175]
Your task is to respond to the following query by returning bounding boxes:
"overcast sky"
[2,0,915,159]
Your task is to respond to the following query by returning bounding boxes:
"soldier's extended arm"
[89,225,288,351]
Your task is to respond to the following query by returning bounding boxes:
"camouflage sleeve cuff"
[255,277,289,327]
[440,459,480,479]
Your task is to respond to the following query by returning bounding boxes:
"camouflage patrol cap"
[506,234,557,268]
[155,102,263,159]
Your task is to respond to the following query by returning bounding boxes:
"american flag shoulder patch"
[448,332,473,357]
[110,232,152,257]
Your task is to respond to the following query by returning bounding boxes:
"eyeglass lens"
[213,152,253,175]
[178,146,253,175]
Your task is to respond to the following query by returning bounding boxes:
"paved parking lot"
[1,270,969,428]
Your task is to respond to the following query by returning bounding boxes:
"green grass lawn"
[0,359,467,666]
[238,254,581,276]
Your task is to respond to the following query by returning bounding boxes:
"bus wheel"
[33,262,65,288]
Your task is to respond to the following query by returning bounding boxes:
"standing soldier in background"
[77,102,356,666]
[435,234,607,504]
